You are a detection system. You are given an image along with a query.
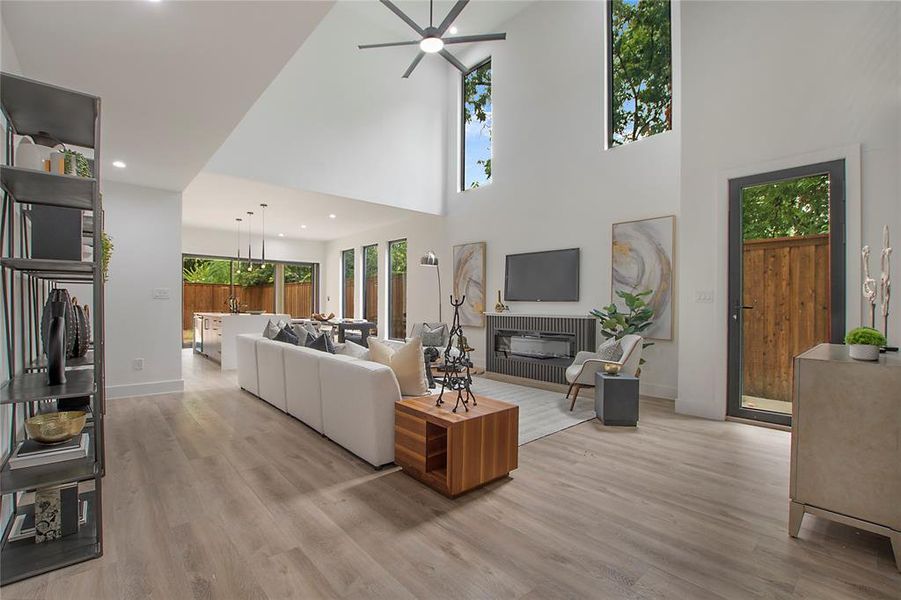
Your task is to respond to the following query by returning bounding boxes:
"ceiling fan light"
[419,36,444,53]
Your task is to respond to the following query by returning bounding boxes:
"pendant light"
[246,211,254,271]
[259,203,268,264]
[235,217,243,261]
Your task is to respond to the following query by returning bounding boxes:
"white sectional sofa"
[235,334,402,467]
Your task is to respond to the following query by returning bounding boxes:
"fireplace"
[486,314,595,384]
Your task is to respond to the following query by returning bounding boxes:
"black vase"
[47,301,67,386]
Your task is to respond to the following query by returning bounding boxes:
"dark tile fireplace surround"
[486,314,596,384]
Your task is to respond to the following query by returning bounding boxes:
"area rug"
[469,377,595,445]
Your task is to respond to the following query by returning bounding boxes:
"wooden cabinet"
[395,395,518,497]
[790,344,901,571]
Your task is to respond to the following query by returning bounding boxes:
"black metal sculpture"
[436,295,476,412]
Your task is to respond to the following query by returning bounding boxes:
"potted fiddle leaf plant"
[845,327,885,361]
[590,289,655,374]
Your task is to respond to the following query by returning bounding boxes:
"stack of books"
[8,433,89,470]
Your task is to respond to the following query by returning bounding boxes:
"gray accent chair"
[408,322,449,388]
[565,334,643,410]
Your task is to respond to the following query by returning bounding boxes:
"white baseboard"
[106,379,184,400]
[640,381,677,400]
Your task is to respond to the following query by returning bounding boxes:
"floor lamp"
[420,250,442,323]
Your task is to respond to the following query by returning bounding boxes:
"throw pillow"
[420,323,447,347]
[263,319,281,340]
[336,339,370,360]
[369,338,428,396]
[305,332,335,354]
[290,323,310,346]
[274,325,299,345]
[597,338,624,361]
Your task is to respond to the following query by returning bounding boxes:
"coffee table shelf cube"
[395,395,518,497]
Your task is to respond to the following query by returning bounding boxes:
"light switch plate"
[695,290,714,303]
[133,358,144,371]
[152,288,170,300]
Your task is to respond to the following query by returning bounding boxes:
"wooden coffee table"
[394,394,518,497]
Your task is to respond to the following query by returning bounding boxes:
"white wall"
[323,213,447,338]
[104,181,184,398]
[677,0,901,418]
[439,0,683,399]
[205,0,448,214]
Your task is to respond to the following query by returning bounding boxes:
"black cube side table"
[595,372,639,426]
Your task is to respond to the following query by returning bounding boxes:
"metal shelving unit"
[0,72,104,586]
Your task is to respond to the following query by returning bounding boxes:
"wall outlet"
[152,288,170,300]
[132,358,144,371]
[695,290,714,304]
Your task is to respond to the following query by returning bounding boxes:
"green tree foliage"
[183,258,232,284]
[342,249,354,281]
[463,61,492,186]
[364,245,379,278]
[742,175,829,240]
[390,240,407,274]
[610,0,672,146]
[233,262,275,287]
[285,264,312,284]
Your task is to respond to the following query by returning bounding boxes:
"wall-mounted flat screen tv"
[504,248,580,302]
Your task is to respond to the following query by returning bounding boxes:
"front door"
[727,160,846,426]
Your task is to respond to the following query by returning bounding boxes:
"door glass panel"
[234,261,275,313]
[740,174,831,415]
[285,264,315,318]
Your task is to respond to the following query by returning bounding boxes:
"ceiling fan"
[358,0,506,78]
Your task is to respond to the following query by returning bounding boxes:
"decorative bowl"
[603,363,622,375]
[25,411,87,444]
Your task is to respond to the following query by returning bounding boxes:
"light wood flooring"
[5,351,899,599]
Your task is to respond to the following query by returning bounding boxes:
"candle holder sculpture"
[436,295,477,413]
[879,225,892,342]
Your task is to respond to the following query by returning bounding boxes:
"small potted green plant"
[844,327,885,361]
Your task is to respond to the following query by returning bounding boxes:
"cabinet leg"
[788,501,805,537]
[891,532,901,572]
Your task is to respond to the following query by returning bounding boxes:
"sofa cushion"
[274,325,299,345]
[336,340,369,360]
[255,338,288,412]
[597,337,623,361]
[236,334,260,395]
[282,344,325,432]
[420,323,447,347]
[369,338,428,396]
[263,319,282,339]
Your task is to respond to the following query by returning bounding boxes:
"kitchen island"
[193,312,290,370]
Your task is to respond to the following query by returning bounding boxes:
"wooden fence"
[343,274,406,338]
[742,234,830,403]
[182,282,313,330]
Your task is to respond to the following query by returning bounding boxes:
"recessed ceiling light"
[301,224,307,229]
[277,232,285,237]
[112,160,126,168]
[449,26,458,35]
[328,214,337,219]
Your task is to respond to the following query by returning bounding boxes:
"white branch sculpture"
[862,245,878,328]
[879,225,891,338]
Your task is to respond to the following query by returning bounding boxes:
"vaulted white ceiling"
[204,0,533,214]
[1,0,334,191]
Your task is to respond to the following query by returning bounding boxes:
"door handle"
[740,305,754,310]
[732,305,754,320]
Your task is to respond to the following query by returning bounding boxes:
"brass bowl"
[25,411,87,444]
[603,363,622,375]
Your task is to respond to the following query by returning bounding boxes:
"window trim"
[362,244,378,326]
[606,0,673,149]
[341,248,354,319]
[460,56,492,192]
[387,238,407,340]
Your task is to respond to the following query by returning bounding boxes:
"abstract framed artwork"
[612,215,675,340]
[452,242,487,327]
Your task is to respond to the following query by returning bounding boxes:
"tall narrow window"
[462,58,492,190]
[284,263,318,318]
[363,244,378,333]
[608,0,672,147]
[388,239,407,340]
[341,249,355,319]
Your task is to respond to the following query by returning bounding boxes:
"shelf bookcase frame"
[0,72,105,586]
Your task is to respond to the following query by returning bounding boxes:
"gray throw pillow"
[290,324,310,346]
[597,338,624,361]
[305,332,335,354]
[420,323,447,347]
[337,339,370,360]
[274,325,299,345]
[263,319,281,340]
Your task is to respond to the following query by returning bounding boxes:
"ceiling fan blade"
[437,0,469,36]
[439,49,467,73]
[358,40,421,50]
[442,33,507,45]
[402,52,425,79]
[380,0,424,35]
